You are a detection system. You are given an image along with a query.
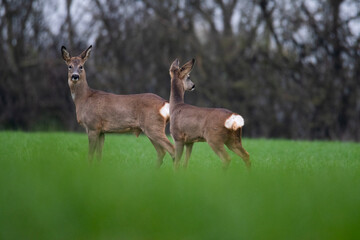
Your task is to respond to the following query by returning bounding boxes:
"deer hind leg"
[149,139,166,167]
[208,142,231,170]
[146,134,175,161]
[144,124,175,160]
[226,131,250,168]
[226,143,250,168]
[238,145,250,167]
[183,143,194,168]
[157,136,175,160]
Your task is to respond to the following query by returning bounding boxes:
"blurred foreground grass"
[0,131,359,239]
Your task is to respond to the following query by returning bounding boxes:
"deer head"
[169,58,196,91]
[61,45,92,83]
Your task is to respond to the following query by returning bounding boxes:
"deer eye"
[68,65,72,69]
[79,66,83,70]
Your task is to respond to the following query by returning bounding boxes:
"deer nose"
[191,84,195,91]
[71,74,79,81]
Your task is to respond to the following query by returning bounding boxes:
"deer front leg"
[174,141,184,170]
[183,143,194,168]
[95,133,105,160]
[88,130,99,162]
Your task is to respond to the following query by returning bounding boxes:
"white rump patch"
[159,103,170,119]
[224,114,244,130]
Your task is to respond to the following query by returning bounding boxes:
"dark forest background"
[0,0,359,140]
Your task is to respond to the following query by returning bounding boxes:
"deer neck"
[68,75,91,105]
[170,78,185,112]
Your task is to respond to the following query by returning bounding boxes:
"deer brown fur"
[61,45,174,165]
[169,59,250,169]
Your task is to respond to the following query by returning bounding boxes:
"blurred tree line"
[0,0,359,140]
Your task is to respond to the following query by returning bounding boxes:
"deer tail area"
[224,114,244,131]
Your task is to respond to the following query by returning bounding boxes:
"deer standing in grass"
[169,59,250,169]
[61,45,174,164]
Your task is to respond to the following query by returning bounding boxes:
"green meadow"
[0,131,359,240]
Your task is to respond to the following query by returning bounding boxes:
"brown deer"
[169,58,250,169]
[61,45,174,165]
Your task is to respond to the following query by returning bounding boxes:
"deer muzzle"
[71,74,80,81]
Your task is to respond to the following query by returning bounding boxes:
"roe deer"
[169,58,250,169]
[61,45,174,165]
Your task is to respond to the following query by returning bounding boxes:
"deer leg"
[208,142,231,170]
[157,137,175,160]
[174,141,184,170]
[149,139,166,167]
[227,143,251,169]
[96,133,105,161]
[145,129,175,160]
[88,130,99,162]
[183,143,194,168]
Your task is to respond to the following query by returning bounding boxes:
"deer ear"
[170,58,180,71]
[179,58,195,78]
[61,46,71,63]
[80,45,92,62]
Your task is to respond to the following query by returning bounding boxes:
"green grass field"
[0,131,359,240]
